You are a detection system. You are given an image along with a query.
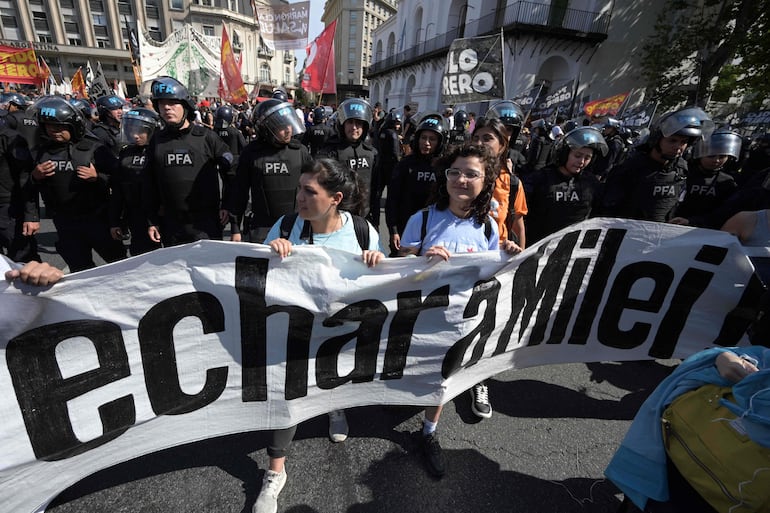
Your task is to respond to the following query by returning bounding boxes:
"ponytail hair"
[301,158,368,217]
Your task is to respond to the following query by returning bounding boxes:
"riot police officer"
[214,105,247,163]
[69,98,97,135]
[386,116,446,255]
[669,129,740,228]
[144,76,236,246]
[318,98,378,219]
[224,99,311,242]
[527,118,557,173]
[30,96,125,271]
[303,106,332,157]
[91,94,127,156]
[109,107,162,255]
[2,93,38,149]
[0,109,39,262]
[592,118,628,179]
[523,127,608,244]
[485,100,527,174]
[446,110,470,152]
[601,106,713,222]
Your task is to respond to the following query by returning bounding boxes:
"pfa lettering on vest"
[131,155,146,166]
[53,160,75,172]
[265,162,290,174]
[555,191,580,202]
[348,157,371,170]
[166,152,193,166]
[653,185,677,197]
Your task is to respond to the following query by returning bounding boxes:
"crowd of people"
[2,77,770,513]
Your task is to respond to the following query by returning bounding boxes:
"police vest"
[630,161,686,222]
[321,139,376,191]
[116,145,149,211]
[151,125,231,221]
[306,125,331,156]
[240,140,309,227]
[34,138,106,218]
[92,123,120,156]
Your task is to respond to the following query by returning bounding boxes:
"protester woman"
[255,158,384,513]
[398,145,522,478]
[471,117,528,247]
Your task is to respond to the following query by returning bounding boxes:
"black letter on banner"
[711,270,766,346]
[138,292,227,415]
[495,231,578,354]
[569,229,625,344]
[443,277,500,378]
[317,300,387,388]
[382,286,450,380]
[7,320,135,460]
[648,245,725,358]
[598,262,673,348]
[235,256,314,401]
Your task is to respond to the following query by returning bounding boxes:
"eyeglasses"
[445,168,484,181]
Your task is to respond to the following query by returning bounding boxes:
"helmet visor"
[693,131,742,159]
[263,103,306,138]
[659,107,714,139]
[564,127,609,157]
[120,116,157,146]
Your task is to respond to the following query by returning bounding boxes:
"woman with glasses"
[397,145,521,479]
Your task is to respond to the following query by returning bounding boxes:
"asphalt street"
[30,215,678,513]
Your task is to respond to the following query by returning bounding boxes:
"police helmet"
[272,88,289,102]
[453,110,469,130]
[382,110,403,129]
[413,112,449,133]
[603,118,622,131]
[485,100,525,140]
[312,106,327,125]
[337,98,373,134]
[214,105,235,129]
[69,98,94,121]
[35,96,87,141]
[96,94,127,121]
[253,99,305,141]
[120,107,161,146]
[651,106,713,145]
[412,116,447,154]
[150,76,196,121]
[531,118,554,139]
[555,127,609,166]
[3,92,28,109]
[692,129,742,160]
[564,120,579,133]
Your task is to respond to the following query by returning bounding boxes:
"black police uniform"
[385,153,437,243]
[5,110,39,150]
[318,136,378,217]
[144,124,235,246]
[600,148,687,222]
[523,164,603,244]
[110,144,161,255]
[0,123,39,262]
[227,138,311,241]
[446,129,468,152]
[32,136,125,271]
[302,123,332,157]
[215,125,247,164]
[672,163,738,228]
[592,133,626,179]
[91,122,121,157]
[527,136,556,173]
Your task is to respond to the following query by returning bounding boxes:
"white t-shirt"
[400,204,499,255]
[265,211,383,253]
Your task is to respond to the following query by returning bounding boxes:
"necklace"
[306,212,343,245]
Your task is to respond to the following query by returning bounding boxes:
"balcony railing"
[367,1,610,77]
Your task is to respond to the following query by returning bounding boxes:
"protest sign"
[0,219,762,513]
[529,79,574,120]
[0,45,41,84]
[256,1,310,51]
[441,34,505,104]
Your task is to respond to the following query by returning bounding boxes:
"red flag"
[0,46,41,85]
[302,21,336,94]
[218,24,248,104]
[38,55,54,85]
[71,67,88,98]
[583,92,630,117]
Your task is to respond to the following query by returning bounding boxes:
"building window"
[1,15,17,28]
[202,25,215,36]
[97,39,110,48]
[94,25,109,37]
[259,64,270,82]
[170,0,183,9]
[38,33,53,43]
[149,28,162,40]
[93,14,107,25]
[32,12,48,31]
[118,1,132,14]
[89,0,103,12]
[68,37,82,46]
[60,0,75,7]
[284,68,291,84]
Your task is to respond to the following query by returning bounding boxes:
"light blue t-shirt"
[265,211,383,253]
[400,204,499,255]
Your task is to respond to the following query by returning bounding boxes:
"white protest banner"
[256,1,310,51]
[441,33,505,105]
[0,219,764,513]
[87,61,113,99]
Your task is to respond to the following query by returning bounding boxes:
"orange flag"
[71,67,88,98]
[583,92,630,117]
[218,24,248,104]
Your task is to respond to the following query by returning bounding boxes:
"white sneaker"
[253,468,287,513]
[328,409,349,443]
